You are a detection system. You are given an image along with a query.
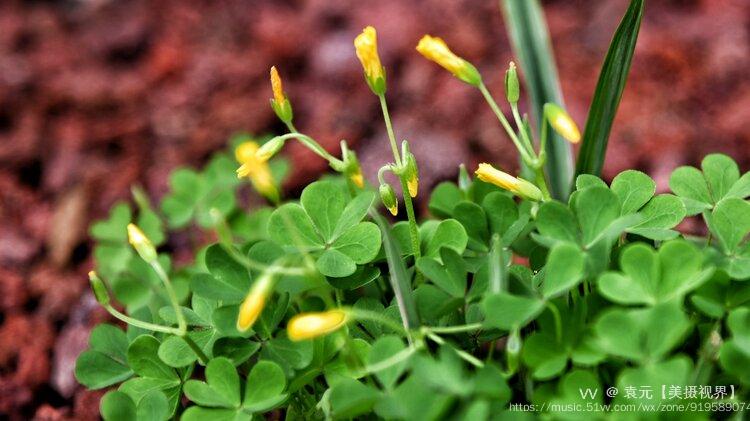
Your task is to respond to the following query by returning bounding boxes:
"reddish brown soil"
[0,0,748,419]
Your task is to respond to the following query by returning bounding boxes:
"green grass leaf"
[574,0,645,178]
[502,0,574,199]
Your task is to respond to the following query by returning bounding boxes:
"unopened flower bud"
[237,271,275,332]
[256,136,285,162]
[354,26,386,95]
[544,103,581,144]
[270,66,293,123]
[416,35,481,86]
[88,271,110,306]
[287,309,349,341]
[404,152,419,198]
[505,61,520,104]
[475,163,542,201]
[127,223,157,263]
[506,328,521,374]
[379,183,398,216]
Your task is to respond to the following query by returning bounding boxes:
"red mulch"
[0,0,748,418]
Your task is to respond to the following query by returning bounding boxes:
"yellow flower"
[127,223,157,263]
[236,271,275,332]
[544,103,581,144]
[235,141,279,201]
[475,163,542,201]
[416,35,481,86]
[354,26,386,94]
[287,309,349,341]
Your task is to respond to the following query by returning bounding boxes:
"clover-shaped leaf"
[417,248,467,298]
[670,153,750,215]
[100,389,170,421]
[598,240,713,305]
[190,244,252,303]
[594,302,690,362]
[119,335,182,416]
[268,181,379,277]
[719,308,750,384]
[481,292,544,330]
[75,324,133,389]
[613,357,691,406]
[183,358,287,420]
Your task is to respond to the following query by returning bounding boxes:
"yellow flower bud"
[237,272,275,332]
[127,223,157,263]
[544,103,581,144]
[88,271,110,306]
[354,26,386,95]
[350,169,364,188]
[416,35,481,86]
[269,66,293,123]
[407,175,418,198]
[235,141,280,202]
[475,163,542,201]
[287,309,349,341]
[255,136,285,163]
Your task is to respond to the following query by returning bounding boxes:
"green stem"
[378,95,402,166]
[182,334,209,365]
[511,103,536,156]
[378,94,422,273]
[103,304,179,335]
[546,301,563,344]
[478,82,533,164]
[364,346,418,374]
[534,167,552,201]
[149,261,186,335]
[274,133,343,167]
[426,323,483,334]
[426,332,484,368]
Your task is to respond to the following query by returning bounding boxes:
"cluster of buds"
[475,163,543,202]
[235,141,279,203]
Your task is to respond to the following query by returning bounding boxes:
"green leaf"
[424,219,468,258]
[482,192,518,237]
[329,378,381,419]
[630,194,686,231]
[243,360,287,411]
[207,357,241,407]
[91,203,131,242]
[615,357,691,405]
[181,407,249,421]
[594,302,690,362]
[702,153,740,202]
[157,335,198,368]
[212,338,260,365]
[522,333,568,380]
[136,390,170,421]
[574,0,644,178]
[326,266,380,290]
[75,325,133,389]
[127,335,178,382]
[575,174,608,190]
[260,336,314,376]
[368,336,408,390]
[706,198,750,254]
[331,222,381,264]
[301,180,347,240]
[316,249,357,278]
[190,245,251,302]
[502,0,573,199]
[726,172,750,200]
[542,243,585,299]
[574,186,621,245]
[267,203,323,248]
[482,293,544,330]
[100,391,137,421]
[332,192,375,239]
[611,170,655,215]
[428,182,463,218]
[417,248,467,298]
[536,201,579,244]
[669,166,713,214]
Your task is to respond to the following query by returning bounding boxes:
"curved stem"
[103,304,180,335]
[426,323,483,334]
[511,103,536,156]
[364,346,418,374]
[274,133,343,167]
[478,82,533,164]
[182,334,209,365]
[378,95,402,166]
[149,261,187,335]
[546,301,563,344]
[425,332,484,368]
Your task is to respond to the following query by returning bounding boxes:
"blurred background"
[0,0,748,418]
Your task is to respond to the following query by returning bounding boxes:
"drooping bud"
[354,26,386,95]
[255,136,285,162]
[504,61,520,104]
[127,223,157,263]
[88,271,110,306]
[544,103,581,144]
[269,66,293,123]
[379,183,398,216]
[287,309,349,341]
[237,270,276,332]
[475,163,542,201]
[416,35,481,86]
[404,152,419,198]
[343,149,365,188]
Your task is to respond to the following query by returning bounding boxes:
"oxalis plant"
[77,2,750,420]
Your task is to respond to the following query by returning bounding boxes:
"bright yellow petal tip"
[388,205,398,216]
[237,292,265,332]
[407,176,418,198]
[350,170,364,188]
[544,103,581,144]
[287,309,349,341]
[235,141,260,164]
[270,66,285,105]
